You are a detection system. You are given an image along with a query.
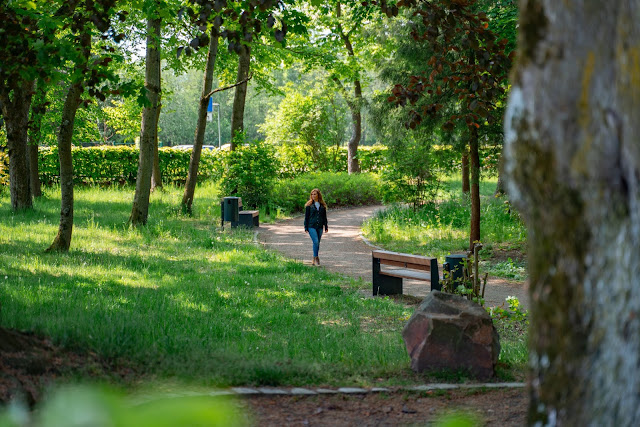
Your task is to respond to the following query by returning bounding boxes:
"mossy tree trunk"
[504,1,640,424]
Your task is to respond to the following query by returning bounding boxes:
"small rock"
[231,387,259,395]
[402,405,417,414]
[337,387,368,394]
[290,388,316,395]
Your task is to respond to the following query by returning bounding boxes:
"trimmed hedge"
[271,172,383,213]
[4,145,386,187]
[0,143,499,190]
[37,146,223,186]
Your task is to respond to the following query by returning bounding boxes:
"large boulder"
[402,291,500,379]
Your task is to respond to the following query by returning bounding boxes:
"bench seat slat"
[379,259,429,271]
[380,268,431,282]
[372,250,436,266]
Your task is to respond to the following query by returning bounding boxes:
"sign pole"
[217,104,221,148]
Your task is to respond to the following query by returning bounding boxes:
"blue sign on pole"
[207,97,213,112]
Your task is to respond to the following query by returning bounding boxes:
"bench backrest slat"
[372,250,436,267]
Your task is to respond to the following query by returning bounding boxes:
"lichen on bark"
[505,1,640,424]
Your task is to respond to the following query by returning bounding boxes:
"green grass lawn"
[0,181,526,389]
[0,183,416,388]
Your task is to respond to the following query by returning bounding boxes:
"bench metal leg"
[372,258,403,296]
[220,200,224,229]
[430,258,441,292]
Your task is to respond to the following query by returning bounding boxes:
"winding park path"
[257,205,529,309]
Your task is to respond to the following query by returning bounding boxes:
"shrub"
[381,141,454,207]
[220,138,279,209]
[271,171,383,213]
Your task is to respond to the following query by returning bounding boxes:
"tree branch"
[203,72,253,99]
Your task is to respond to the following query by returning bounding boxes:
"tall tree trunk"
[494,154,505,196]
[346,81,362,174]
[469,126,480,251]
[336,1,362,174]
[461,149,470,194]
[28,80,47,198]
[47,30,90,252]
[28,144,41,198]
[182,27,219,214]
[230,44,250,150]
[0,79,34,210]
[130,13,161,226]
[151,106,162,191]
[46,81,83,252]
[504,1,640,424]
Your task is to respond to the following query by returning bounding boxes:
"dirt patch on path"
[244,388,527,426]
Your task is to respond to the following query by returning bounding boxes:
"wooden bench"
[372,250,442,296]
[235,210,259,228]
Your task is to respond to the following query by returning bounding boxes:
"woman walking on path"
[304,189,329,266]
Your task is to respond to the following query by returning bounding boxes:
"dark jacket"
[304,203,328,232]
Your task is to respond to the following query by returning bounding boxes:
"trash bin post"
[221,197,242,228]
[220,199,224,229]
[444,254,467,287]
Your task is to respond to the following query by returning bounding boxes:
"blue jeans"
[308,228,323,257]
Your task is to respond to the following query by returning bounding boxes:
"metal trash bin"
[445,254,467,285]
[221,197,242,222]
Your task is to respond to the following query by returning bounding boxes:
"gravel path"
[258,205,528,309]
